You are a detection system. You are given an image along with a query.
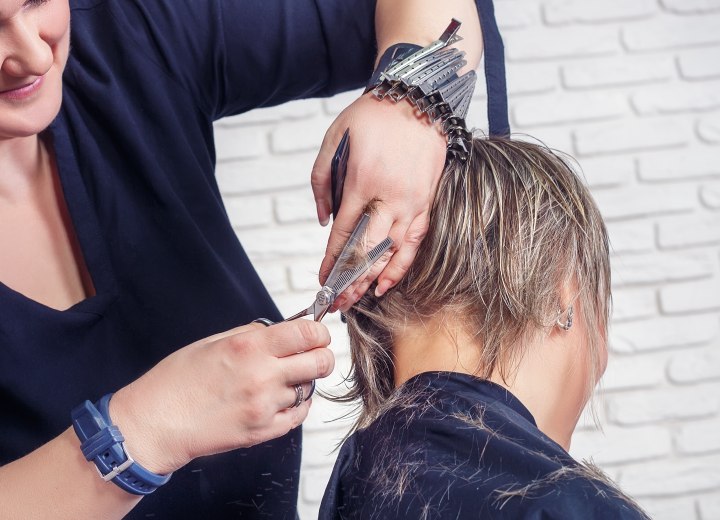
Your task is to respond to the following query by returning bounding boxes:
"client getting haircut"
[339,137,611,429]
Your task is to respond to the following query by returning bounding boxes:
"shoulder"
[326,393,648,519]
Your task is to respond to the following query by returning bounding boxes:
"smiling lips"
[0,75,44,101]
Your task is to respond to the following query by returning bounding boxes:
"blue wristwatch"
[71,394,171,495]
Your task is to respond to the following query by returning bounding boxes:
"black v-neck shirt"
[0,1,375,518]
[320,372,649,520]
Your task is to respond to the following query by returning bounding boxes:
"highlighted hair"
[338,137,611,430]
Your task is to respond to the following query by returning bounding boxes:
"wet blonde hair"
[340,137,611,429]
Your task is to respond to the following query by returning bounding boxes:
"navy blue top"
[0,0,510,518]
[0,1,377,518]
[320,372,649,520]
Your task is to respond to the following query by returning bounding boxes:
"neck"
[393,317,590,451]
[0,134,46,200]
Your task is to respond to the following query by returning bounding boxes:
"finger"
[375,212,429,297]
[243,319,331,358]
[272,399,312,436]
[199,321,266,346]
[318,192,369,286]
[279,347,335,385]
[277,381,316,409]
[311,128,343,227]
[337,210,406,310]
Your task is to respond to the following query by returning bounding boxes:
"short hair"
[340,137,611,429]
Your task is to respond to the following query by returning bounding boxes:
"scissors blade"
[324,213,371,289]
[330,237,394,296]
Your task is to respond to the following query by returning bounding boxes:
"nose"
[1,17,53,79]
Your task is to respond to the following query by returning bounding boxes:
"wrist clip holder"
[369,19,477,162]
[71,393,171,495]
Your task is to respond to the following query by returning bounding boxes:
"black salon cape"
[320,372,649,520]
[0,1,376,518]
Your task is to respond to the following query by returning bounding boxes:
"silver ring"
[291,383,304,408]
[305,380,316,401]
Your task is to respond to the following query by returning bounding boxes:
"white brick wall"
[214,1,720,517]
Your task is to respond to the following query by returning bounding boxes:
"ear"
[551,278,579,336]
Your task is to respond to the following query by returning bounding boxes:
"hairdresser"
[0,0,489,518]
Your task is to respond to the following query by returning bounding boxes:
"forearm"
[375,0,483,70]
[0,428,140,519]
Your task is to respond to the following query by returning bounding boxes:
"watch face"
[330,128,350,220]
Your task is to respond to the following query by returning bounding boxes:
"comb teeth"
[331,237,394,295]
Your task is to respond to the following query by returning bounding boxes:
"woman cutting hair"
[319,136,651,519]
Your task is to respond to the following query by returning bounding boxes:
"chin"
[0,84,63,138]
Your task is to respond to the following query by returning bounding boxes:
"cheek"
[41,1,71,65]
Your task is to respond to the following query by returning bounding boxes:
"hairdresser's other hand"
[107,320,333,475]
[312,92,446,308]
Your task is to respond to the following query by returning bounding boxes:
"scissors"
[255,129,392,325]
[253,130,393,402]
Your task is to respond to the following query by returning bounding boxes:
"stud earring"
[557,305,574,331]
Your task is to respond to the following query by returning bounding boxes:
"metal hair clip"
[369,19,476,161]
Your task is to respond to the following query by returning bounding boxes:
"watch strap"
[71,394,171,495]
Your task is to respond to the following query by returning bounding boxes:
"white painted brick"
[271,292,318,319]
[289,260,323,292]
[658,214,720,248]
[633,81,720,115]
[574,117,693,156]
[223,195,273,229]
[593,184,697,220]
[661,279,720,314]
[610,315,718,352]
[607,385,720,425]
[701,181,720,209]
[218,98,322,126]
[669,346,720,384]
[601,352,666,390]
[251,263,288,295]
[661,0,720,14]
[562,55,675,89]
[505,26,619,61]
[215,153,316,194]
[570,425,671,465]
[618,454,720,497]
[623,14,720,51]
[322,88,363,116]
[578,155,635,188]
[465,97,490,132]
[274,191,318,224]
[271,116,334,154]
[495,1,540,30]
[638,147,720,182]
[678,47,720,80]
[511,127,574,154]
[640,498,700,520]
[606,220,655,254]
[513,91,627,126]
[506,62,557,95]
[303,392,356,432]
[611,251,715,286]
[611,287,658,322]
[699,492,720,519]
[544,0,657,25]
[302,426,348,464]
[238,224,329,261]
[676,417,720,455]
[698,113,720,143]
[300,466,336,503]
[213,124,267,160]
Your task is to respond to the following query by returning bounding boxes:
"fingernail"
[375,282,390,297]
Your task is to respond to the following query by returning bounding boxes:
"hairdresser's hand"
[107,320,333,475]
[312,92,446,308]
